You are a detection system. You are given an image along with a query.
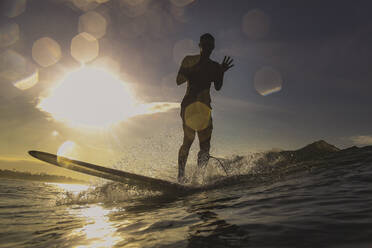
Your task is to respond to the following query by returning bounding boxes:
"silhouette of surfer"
[177,33,234,183]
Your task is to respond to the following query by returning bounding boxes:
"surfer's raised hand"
[221,56,234,73]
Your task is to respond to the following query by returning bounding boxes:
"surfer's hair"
[200,33,214,42]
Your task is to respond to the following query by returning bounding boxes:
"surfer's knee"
[182,133,195,149]
[180,141,192,152]
[197,128,212,146]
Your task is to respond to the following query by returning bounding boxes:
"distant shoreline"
[0,169,88,184]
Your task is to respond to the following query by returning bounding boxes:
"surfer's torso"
[179,55,223,109]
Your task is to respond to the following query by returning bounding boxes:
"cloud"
[145,102,179,112]
[350,135,372,146]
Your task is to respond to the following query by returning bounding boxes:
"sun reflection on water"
[48,183,90,193]
[51,182,118,247]
[72,205,120,248]
[51,183,121,247]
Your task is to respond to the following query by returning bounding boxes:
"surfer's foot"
[197,152,210,168]
[177,175,188,184]
[177,167,185,183]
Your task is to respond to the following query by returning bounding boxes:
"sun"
[38,65,179,128]
[38,66,147,127]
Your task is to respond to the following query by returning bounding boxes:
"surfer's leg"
[197,119,213,168]
[178,124,195,182]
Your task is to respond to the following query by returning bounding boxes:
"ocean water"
[1,146,372,248]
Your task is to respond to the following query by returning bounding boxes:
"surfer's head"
[199,33,215,57]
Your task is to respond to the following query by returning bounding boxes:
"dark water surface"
[1,147,372,247]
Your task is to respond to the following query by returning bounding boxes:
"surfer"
[176,33,234,183]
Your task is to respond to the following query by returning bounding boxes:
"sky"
[1,0,372,177]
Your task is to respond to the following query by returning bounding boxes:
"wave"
[191,143,372,191]
[56,143,372,205]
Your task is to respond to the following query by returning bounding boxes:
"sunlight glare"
[13,70,39,90]
[0,23,20,47]
[71,205,120,248]
[37,66,179,128]
[32,37,62,67]
[254,66,282,96]
[71,33,99,63]
[56,141,82,167]
[185,101,211,131]
[39,67,135,127]
[4,0,26,18]
[57,141,76,157]
[242,9,270,40]
[0,49,39,90]
[71,0,99,12]
[78,11,107,39]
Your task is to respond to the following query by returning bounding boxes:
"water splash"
[56,182,161,205]
[188,152,275,185]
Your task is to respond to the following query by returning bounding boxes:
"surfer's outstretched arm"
[214,56,234,91]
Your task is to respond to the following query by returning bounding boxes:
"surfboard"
[28,150,196,194]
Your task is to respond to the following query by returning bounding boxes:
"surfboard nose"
[28,150,38,157]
